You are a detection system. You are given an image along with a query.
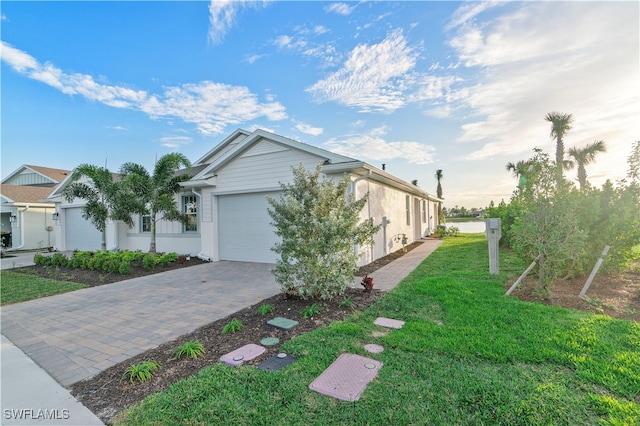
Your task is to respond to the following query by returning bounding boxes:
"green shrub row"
[33,250,183,275]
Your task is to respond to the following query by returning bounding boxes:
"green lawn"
[0,270,86,305]
[115,235,640,425]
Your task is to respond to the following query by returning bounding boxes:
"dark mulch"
[11,242,424,424]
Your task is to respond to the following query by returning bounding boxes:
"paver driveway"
[1,261,279,387]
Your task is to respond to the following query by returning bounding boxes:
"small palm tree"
[545,112,574,185]
[119,153,192,253]
[506,160,532,189]
[567,140,606,189]
[62,164,134,251]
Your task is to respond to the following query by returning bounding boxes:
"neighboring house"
[1,165,71,250]
[50,129,442,265]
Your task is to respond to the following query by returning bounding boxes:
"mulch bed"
[8,242,423,424]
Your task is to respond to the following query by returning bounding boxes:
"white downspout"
[191,188,211,262]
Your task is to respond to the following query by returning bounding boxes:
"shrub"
[361,275,374,292]
[33,253,52,266]
[102,256,120,273]
[158,252,178,266]
[118,261,131,275]
[69,251,92,269]
[301,304,320,319]
[49,252,69,267]
[267,164,380,300]
[257,304,274,316]
[87,251,110,271]
[222,318,243,334]
[142,254,157,270]
[173,341,205,359]
[123,360,161,384]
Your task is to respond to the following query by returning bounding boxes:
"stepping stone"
[267,317,299,331]
[257,353,297,372]
[364,344,384,354]
[309,353,383,402]
[260,337,280,346]
[374,317,405,329]
[220,344,265,367]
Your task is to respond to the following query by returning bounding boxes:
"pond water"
[445,220,486,233]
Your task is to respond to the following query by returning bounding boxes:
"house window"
[183,195,198,232]
[422,200,427,223]
[141,215,152,233]
[405,195,411,226]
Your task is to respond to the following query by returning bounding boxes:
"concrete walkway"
[1,238,441,424]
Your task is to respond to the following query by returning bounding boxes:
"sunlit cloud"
[325,2,353,16]
[0,41,287,135]
[294,121,323,136]
[160,136,192,149]
[446,1,639,187]
[324,126,435,165]
[208,0,269,45]
[107,125,128,131]
[307,30,458,113]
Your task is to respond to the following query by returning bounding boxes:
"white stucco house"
[1,165,71,251]
[49,129,442,266]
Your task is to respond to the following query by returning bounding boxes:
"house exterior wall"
[7,207,56,250]
[350,178,433,266]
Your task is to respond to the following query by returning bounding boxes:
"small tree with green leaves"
[267,164,380,300]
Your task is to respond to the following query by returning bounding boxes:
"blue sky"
[1,1,638,209]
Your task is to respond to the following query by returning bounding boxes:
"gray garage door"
[218,192,280,263]
[64,207,102,251]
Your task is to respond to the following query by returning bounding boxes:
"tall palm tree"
[435,169,443,223]
[545,112,574,185]
[62,164,134,251]
[568,140,606,189]
[119,153,192,253]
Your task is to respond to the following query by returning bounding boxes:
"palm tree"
[435,169,443,223]
[119,153,192,253]
[505,160,533,189]
[567,140,606,189]
[62,164,134,251]
[545,112,574,185]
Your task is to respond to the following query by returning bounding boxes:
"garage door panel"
[218,192,280,263]
[65,207,102,251]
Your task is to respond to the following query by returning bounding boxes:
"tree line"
[488,112,639,289]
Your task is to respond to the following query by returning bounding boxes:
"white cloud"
[160,135,192,149]
[107,125,128,131]
[324,126,436,165]
[325,3,353,16]
[307,30,458,113]
[446,1,639,187]
[0,41,287,135]
[294,121,323,136]
[208,0,269,45]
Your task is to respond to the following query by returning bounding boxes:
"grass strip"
[115,235,639,425]
[1,270,86,305]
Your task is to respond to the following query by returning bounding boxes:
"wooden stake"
[506,254,542,296]
[579,245,611,298]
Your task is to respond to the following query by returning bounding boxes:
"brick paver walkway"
[1,261,279,386]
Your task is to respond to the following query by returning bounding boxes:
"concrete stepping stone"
[257,352,297,372]
[309,353,383,401]
[260,337,280,346]
[364,344,384,354]
[267,317,299,330]
[220,344,265,366]
[374,317,405,329]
